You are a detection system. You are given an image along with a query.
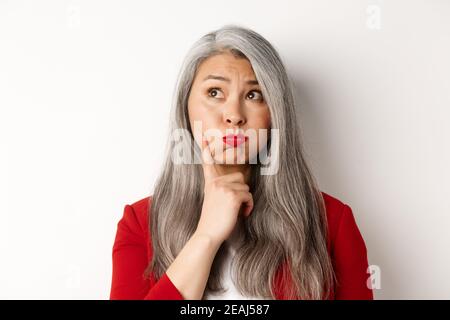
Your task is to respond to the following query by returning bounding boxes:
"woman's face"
[187,51,271,165]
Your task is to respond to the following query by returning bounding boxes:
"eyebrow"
[202,74,259,85]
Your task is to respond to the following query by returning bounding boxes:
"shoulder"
[321,191,348,222]
[321,191,368,256]
[121,192,351,232]
[118,192,356,248]
[116,196,152,241]
[320,191,354,245]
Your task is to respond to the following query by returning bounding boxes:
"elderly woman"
[110,24,373,300]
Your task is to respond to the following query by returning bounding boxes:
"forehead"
[195,52,256,79]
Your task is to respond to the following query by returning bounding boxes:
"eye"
[247,90,264,101]
[207,87,224,99]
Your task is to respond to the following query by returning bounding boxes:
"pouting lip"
[222,134,248,146]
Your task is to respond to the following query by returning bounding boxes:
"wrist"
[192,231,223,250]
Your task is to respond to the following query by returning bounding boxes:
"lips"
[223,134,248,147]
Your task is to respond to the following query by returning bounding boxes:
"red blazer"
[110,192,373,300]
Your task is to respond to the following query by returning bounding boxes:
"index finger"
[202,135,219,181]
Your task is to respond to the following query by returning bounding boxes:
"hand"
[195,135,254,245]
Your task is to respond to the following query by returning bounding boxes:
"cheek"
[251,109,271,132]
[262,108,272,129]
[190,108,220,130]
[254,111,271,149]
[188,105,222,145]
[188,109,205,147]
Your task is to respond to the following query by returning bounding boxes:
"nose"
[223,101,246,127]
[226,115,245,126]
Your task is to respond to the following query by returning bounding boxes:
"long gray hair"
[144,24,335,299]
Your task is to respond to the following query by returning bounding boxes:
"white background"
[1,0,449,299]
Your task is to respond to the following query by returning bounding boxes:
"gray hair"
[144,24,335,299]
